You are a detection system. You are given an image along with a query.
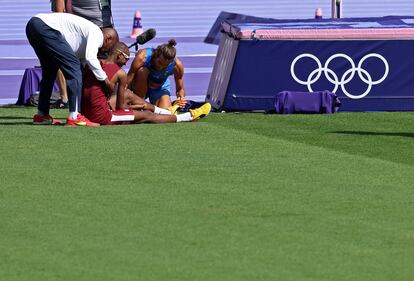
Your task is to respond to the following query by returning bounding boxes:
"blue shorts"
[146,79,170,104]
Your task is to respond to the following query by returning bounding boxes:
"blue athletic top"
[144,48,176,89]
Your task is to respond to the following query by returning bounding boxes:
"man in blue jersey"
[127,39,187,109]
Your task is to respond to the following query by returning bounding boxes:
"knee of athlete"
[136,67,150,81]
[137,67,148,75]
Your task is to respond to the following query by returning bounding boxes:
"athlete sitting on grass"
[127,39,187,109]
[81,42,211,125]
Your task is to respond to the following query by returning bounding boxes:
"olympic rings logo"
[290,53,389,99]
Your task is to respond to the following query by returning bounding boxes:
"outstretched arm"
[173,58,186,107]
[113,69,128,110]
[127,49,146,86]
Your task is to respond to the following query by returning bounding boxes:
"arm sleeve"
[84,30,107,81]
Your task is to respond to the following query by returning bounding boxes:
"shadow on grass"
[0,116,33,120]
[332,131,414,138]
[0,115,33,125]
[0,121,32,125]
[0,104,27,108]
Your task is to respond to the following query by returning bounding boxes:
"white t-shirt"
[35,13,107,81]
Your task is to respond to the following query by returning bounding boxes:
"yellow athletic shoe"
[189,102,211,121]
[168,103,180,115]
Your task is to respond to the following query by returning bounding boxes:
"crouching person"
[81,42,211,125]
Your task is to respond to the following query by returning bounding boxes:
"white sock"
[69,112,79,119]
[153,106,171,115]
[176,112,192,122]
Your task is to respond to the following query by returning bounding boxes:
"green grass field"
[1,107,413,281]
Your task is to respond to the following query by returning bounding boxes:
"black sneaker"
[54,99,68,109]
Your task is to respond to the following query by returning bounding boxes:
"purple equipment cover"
[274,91,341,114]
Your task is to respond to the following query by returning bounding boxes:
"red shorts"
[107,109,135,125]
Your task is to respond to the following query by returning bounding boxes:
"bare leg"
[133,110,177,123]
[125,89,155,111]
[109,89,156,111]
[155,95,172,109]
[132,67,149,99]
[56,69,68,101]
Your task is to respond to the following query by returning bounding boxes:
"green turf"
[0,107,413,281]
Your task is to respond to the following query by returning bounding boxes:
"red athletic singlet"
[81,62,120,125]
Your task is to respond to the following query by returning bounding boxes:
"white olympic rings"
[290,53,389,99]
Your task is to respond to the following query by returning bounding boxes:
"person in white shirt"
[50,0,114,109]
[26,12,118,126]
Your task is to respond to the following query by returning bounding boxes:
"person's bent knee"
[137,67,149,76]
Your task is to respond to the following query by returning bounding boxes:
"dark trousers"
[25,17,82,114]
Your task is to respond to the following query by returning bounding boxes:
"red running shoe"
[66,114,100,127]
[33,114,62,125]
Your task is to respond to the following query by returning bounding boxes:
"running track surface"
[0,0,338,104]
[0,40,218,104]
[2,1,412,104]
